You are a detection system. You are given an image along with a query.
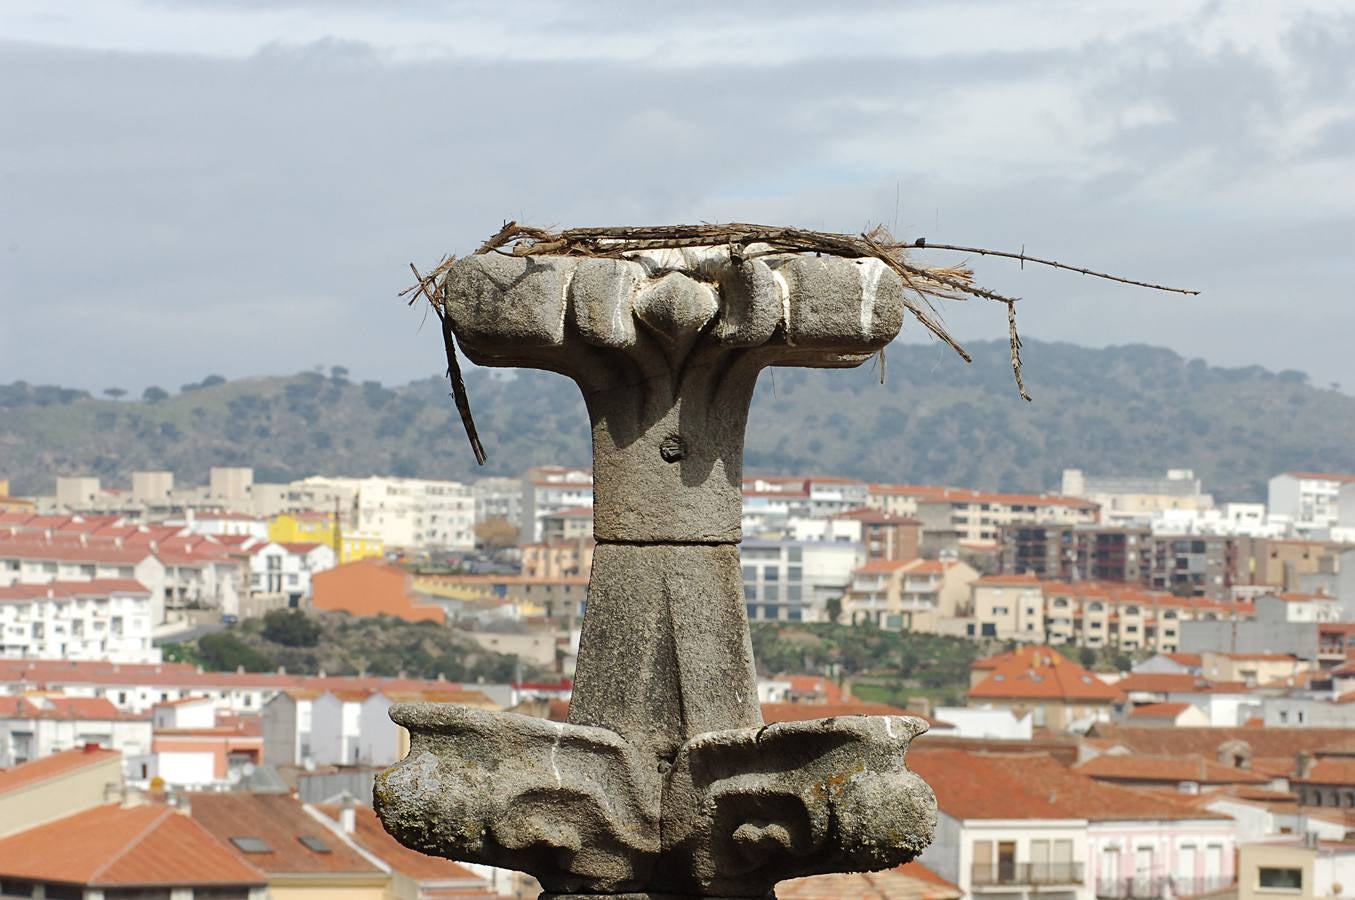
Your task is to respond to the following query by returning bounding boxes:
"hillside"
[3,340,1353,500]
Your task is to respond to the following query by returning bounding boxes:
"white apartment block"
[868,483,1098,544]
[0,696,153,767]
[472,477,524,526]
[0,580,159,663]
[244,541,337,609]
[295,475,475,551]
[1268,471,1355,537]
[1062,468,1213,526]
[521,467,593,542]
[741,539,863,622]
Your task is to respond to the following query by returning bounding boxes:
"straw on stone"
[402,222,1197,464]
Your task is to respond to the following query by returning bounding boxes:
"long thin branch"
[902,240,1200,296]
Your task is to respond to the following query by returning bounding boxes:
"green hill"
[3,340,1352,500]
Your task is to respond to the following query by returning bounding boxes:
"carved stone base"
[374,705,936,898]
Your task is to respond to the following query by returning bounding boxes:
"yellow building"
[0,479,35,514]
[268,512,383,563]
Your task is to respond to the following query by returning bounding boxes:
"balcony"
[1096,876,1234,899]
[972,862,1084,887]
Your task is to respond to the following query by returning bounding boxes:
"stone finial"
[376,247,936,898]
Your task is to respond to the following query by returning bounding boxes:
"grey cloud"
[0,5,1352,398]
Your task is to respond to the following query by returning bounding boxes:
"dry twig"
[407,221,1195,462]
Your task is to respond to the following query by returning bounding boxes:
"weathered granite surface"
[375,246,936,898]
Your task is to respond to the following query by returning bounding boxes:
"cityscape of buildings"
[2,462,1355,898]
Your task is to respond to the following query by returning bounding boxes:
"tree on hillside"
[261,609,321,647]
[103,387,127,399]
[474,517,519,551]
[142,386,169,403]
[196,632,272,672]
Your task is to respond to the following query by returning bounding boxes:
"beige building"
[0,745,124,838]
[1201,651,1313,687]
[843,558,977,632]
[521,539,595,578]
[965,577,1250,654]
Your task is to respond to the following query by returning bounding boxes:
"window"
[763,567,779,582]
[298,835,332,853]
[1258,867,1303,890]
[764,585,779,601]
[787,585,802,602]
[787,566,802,581]
[744,585,756,601]
[229,836,272,853]
[787,547,802,563]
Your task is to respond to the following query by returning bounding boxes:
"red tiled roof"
[0,695,136,721]
[0,578,150,602]
[1129,702,1194,719]
[760,702,950,729]
[969,647,1122,702]
[776,674,846,704]
[975,573,1043,586]
[1090,725,1355,760]
[1075,754,1269,785]
[0,745,121,794]
[1296,759,1355,787]
[0,804,267,887]
[855,559,914,575]
[315,804,490,887]
[779,861,962,899]
[189,793,383,875]
[0,539,155,564]
[922,751,1230,822]
[832,506,921,525]
[1164,652,1203,667]
[280,542,325,554]
[1116,673,1206,694]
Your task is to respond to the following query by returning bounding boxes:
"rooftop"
[189,792,383,876]
[0,803,266,887]
[1075,753,1270,785]
[0,745,121,795]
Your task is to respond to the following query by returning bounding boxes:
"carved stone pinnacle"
[375,246,937,898]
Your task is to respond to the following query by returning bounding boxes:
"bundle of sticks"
[402,222,1198,464]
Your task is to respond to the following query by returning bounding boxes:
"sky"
[1,0,1353,394]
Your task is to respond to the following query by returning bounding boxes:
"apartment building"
[966,646,1124,730]
[471,475,523,525]
[0,695,152,768]
[0,579,157,662]
[741,539,863,622]
[915,489,1100,547]
[520,467,593,542]
[913,749,1236,900]
[268,511,384,563]
[790,506,921,562]
[969,578,1249,653]
[1268,471,1355,536]
[843,558,978,632]
[1061,469,1213,526]
[0,745,124,838]
[1000,525,1151,584]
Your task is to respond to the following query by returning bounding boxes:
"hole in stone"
[659,434,688,463]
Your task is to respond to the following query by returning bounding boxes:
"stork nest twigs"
[406,221,1197,463]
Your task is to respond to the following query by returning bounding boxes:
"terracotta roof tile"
[778,861,962,899]
[0,804,266,887]
[0,745,121,794]
[1129,702,1194,719]
[1296,759,1355,786]
[913,749,1232,822]
[969,648,1122,702]
[1075,753,1269,785]
[189,793,384,875]
[1089,725,1355,759]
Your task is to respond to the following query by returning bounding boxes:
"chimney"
[340,792,356,834]
[1296,751,1315,779]
[175,793,192,817]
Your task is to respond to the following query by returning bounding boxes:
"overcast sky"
[2,1,1352,394]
